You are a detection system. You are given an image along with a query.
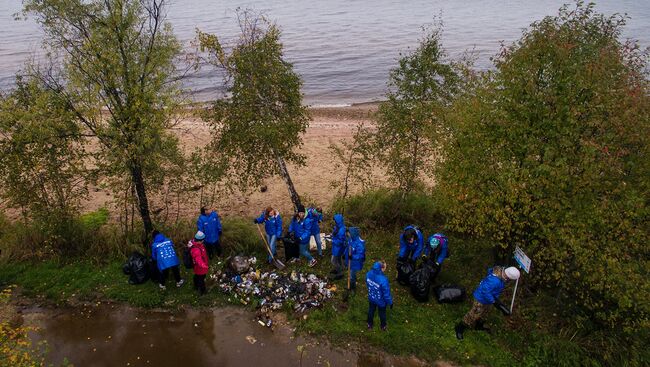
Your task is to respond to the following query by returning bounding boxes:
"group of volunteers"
[148,203,522,339]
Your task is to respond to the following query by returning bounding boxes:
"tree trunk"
[276,155,302,210]
[130,162,154,245]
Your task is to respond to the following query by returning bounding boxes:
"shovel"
[256,223,286,270]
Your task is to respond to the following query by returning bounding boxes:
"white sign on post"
[514,246,531,273]
[510,246,532,312]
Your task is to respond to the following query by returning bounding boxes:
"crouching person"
[422,232,449,280]
[366,260,393,331]
[188,231,209,295]
[151,230,184,290]
[455,266,520,340]
[345,227,366,291]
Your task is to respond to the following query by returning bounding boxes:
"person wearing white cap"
[455,265,520,340]
[187,231,209,295]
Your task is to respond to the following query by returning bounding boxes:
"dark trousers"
[205,241,222,259]
[193,274,206,295]
[159,265,181,286]
[367,302,387,327]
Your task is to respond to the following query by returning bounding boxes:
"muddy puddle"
[19,303,428,367]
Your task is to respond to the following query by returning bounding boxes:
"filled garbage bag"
[396,258,414,286]
[433,284,466,303]
[123,252,150,285]
[409,265,432,302]
[228,255,250,274]
[282,234,300,262]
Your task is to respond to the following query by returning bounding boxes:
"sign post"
[511,246,532,312]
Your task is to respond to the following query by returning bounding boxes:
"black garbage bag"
[409,264,433,302]
[396,258,414,286]
[282,233,300,262]
[433,284,466,303]
[123,252,150,285]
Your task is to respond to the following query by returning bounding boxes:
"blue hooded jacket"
[473,267,506,305]
[330,214,347,257]
[306,208,323,235]
[398,225,424,261]
[255,211,283,237]
[151,233,180,271]
[289,215,312,244]
[366,261,393,307]
[423,233,449,265]
[197,211,222,244]
[345,227,366,271]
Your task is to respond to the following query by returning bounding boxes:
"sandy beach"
[80,103,382,220]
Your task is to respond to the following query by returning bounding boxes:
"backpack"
[182,243,194,269]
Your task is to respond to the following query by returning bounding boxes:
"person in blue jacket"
[398,225,424,263]
[306,207,324,257]
[151,230,184,290]
[366,260,393,331]
[288,204,317,267]
[254,207,283,263]
[455,266,520,340]
[329,213,347,279]
[345,227,366,290]
[197,205,223,259]
[423,233,449,279]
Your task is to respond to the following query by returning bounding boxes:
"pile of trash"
[210,255,336,328]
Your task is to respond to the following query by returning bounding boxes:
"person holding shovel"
[329,213,347,280]
[254,207,283,264]
[345,227,366,291]
[455,266,520,340]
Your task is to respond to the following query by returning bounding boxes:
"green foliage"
[331,189,445,232]
[436,2,649,363]
[198,11,309,207]
[79,207,109,231]
[0,76,88,221]
[23,0,185,237]
[371,26,463,192]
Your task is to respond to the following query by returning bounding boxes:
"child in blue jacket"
[344,227,366,290]
[423,232,449,279]
[366,260,393,331]
[306,207,324,257]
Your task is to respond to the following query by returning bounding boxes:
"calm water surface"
[0,0,648,104]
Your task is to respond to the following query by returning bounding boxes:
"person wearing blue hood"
[329,213,347,279]
[288,204,317,267]
[254,207,283,263]
[398,225,424,263]
[345,227,366,290]
[306,207,324,257]
[151,230,184,290]
[197,205,223,259]
[455,266,520,340]
[366,260,393,331]
[422,232,449,279]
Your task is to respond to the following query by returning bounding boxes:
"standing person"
[329,213,347,279]
[366,260,393,331]
[151,230,184,290]
[455,266,521,340]
[345,227,366,291]
[197,205,223,259]
[307,207,324,257]
[288,205,317,267]
[423,232,449,280]
[188,231,209,295]
[398,225,424,264]
[254,207,283,263]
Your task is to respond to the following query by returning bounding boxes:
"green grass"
[0,218,600,366]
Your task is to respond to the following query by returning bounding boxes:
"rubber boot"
[455,322,466,340]
[475,320,491,334]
